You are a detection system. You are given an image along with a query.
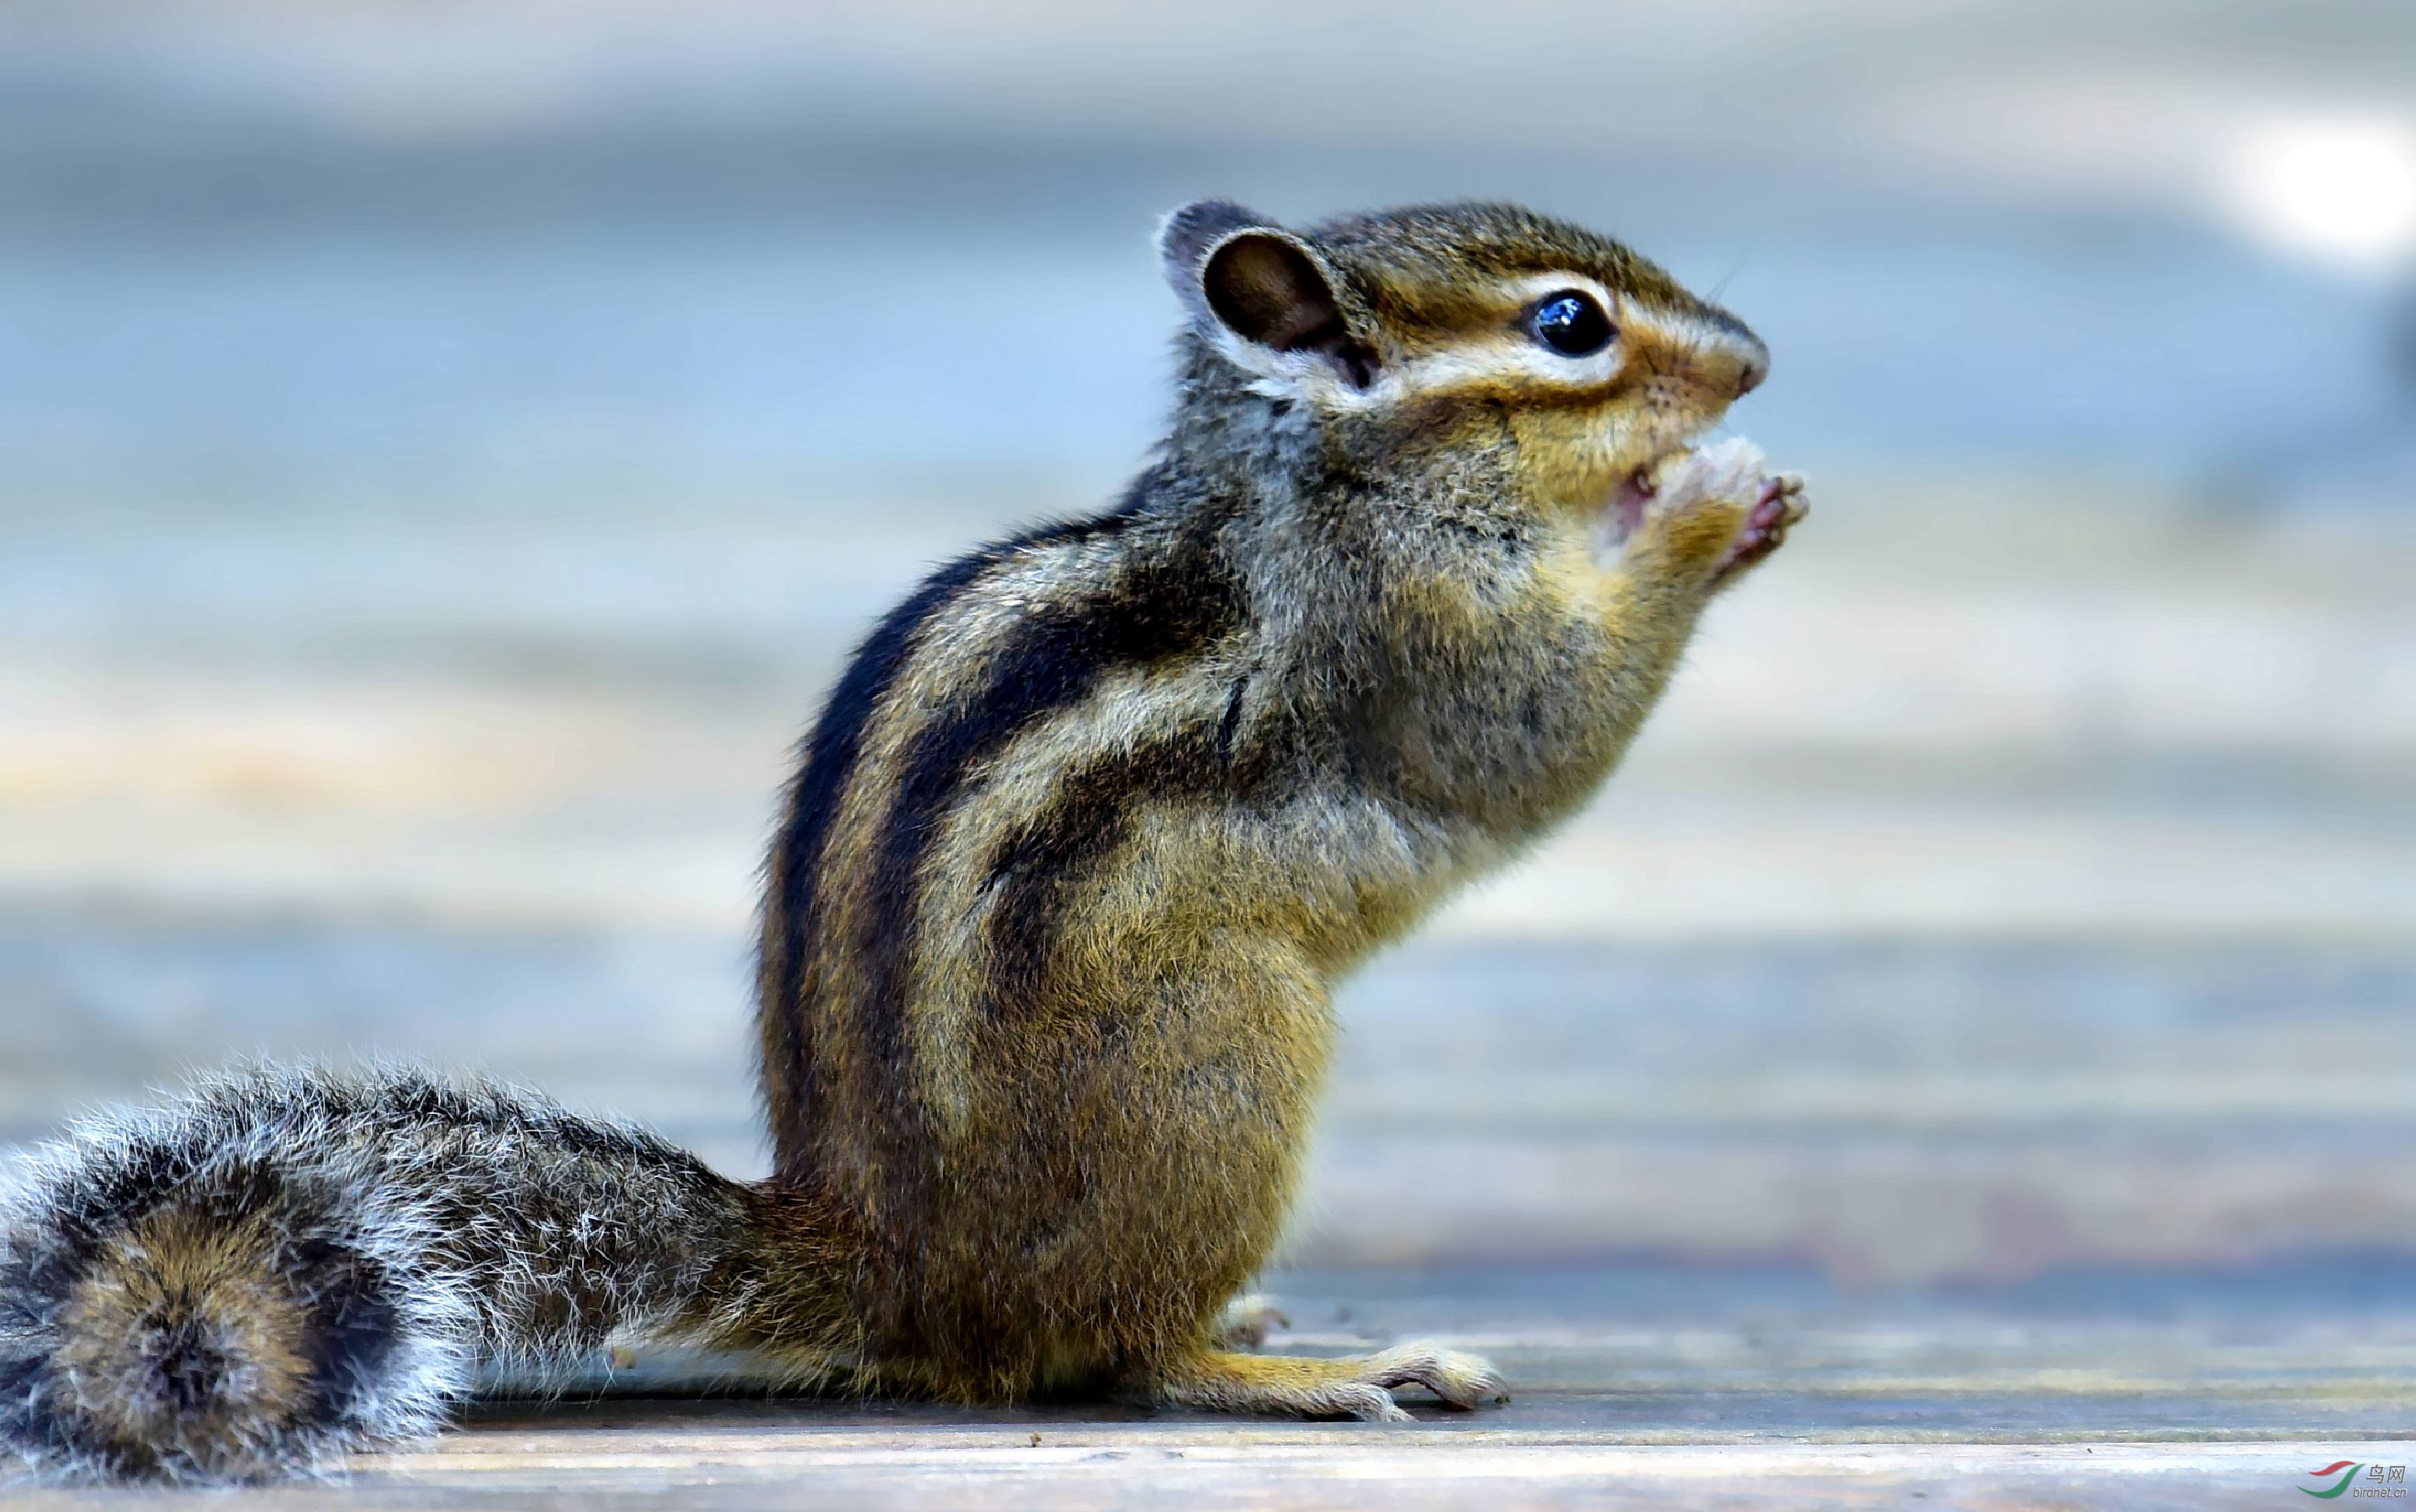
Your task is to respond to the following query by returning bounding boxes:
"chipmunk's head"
[1159,200,1766,533]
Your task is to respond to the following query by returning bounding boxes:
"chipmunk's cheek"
[1509,409,1622,526]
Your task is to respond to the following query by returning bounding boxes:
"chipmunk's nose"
[1734,347,1768,398]
[1727,330,1771,399]
[1699,311,1769,400]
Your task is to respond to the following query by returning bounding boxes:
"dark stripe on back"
[758,508,1129,1174]
[981,728,1275,1023]
[852,524,1245,1102]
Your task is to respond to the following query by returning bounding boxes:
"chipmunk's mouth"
[1604,449,1689,543]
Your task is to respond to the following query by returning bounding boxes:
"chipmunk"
[0,199,1804,1482]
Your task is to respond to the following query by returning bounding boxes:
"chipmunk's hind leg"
[1152,1345,1507,1423]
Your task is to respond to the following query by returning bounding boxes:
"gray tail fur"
[0,1065,754,1484]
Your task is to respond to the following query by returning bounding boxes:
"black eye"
[1528,292,1614,357]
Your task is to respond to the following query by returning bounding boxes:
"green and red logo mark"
[2304,1463,2365,1499]
[2302,1461,2409,1498]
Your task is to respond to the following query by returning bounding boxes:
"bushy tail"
[1,1066,835,1485]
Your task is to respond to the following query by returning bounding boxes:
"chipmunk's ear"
[1157,200,1375,389]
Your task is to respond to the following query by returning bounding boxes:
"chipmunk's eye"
[1528,292,1614,357]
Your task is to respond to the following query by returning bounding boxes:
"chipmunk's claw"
[1713,471,1809,585]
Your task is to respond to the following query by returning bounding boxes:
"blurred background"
[2,0,2413,1352]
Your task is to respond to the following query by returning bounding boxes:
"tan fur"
[54,1211,313,1452]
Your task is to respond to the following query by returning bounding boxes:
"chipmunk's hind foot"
[1154,1344,1507,1423]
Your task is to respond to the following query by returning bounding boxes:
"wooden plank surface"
[10,1266,2414,1508]
[12,1413,2414,1510]
[326,1429,2416,1511]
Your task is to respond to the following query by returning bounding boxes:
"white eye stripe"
[1221,273,1615,409]
[1499,272,1761,372]
[1235,342,1618,410]
[1208,270,1757,411]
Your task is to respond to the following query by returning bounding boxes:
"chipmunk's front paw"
[1210,1292,1290,1350]
[1625,438,1808,590]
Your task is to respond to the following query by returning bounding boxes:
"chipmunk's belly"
[903,926,1332,1370]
